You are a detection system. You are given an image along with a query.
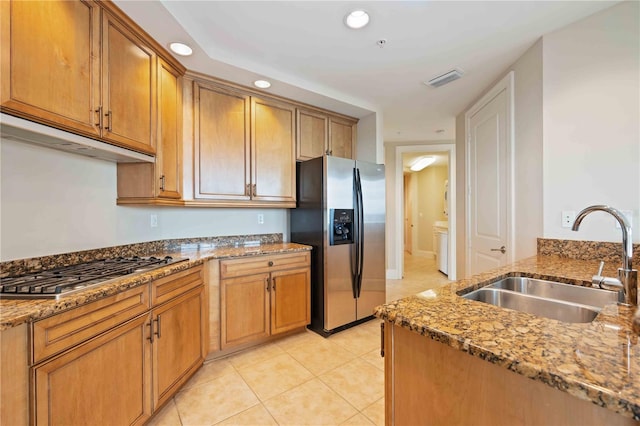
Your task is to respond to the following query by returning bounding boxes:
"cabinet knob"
[268,261,274,267]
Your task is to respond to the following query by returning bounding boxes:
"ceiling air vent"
[424,69,464,88]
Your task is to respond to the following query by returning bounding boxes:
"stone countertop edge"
[374,255,640,420]
[0,243,311,331]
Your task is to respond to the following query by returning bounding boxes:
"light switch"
[561,211,575,228]
[150,214,158,228]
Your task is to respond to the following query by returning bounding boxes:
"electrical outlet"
[561,211,575,228]
[257,213,264,224]
[150,214,158,228]
[615,210,633,229]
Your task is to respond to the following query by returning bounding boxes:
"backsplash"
[0,234,283,277]
[538,238,640,266]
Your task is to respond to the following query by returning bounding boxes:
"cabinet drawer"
[32,284,150,364]
[220,252,310,278]
[152,265,204,306]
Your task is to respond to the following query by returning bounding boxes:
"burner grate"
[0,256,186,299]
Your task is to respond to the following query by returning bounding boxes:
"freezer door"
[355,161,386,320]
[324,156,357,330]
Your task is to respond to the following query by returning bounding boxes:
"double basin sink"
[460,277,623,323]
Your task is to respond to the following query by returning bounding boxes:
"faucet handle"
[597,261,605,277]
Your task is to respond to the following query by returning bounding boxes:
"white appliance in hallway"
[434,221,449,276]
[291,156,386,336]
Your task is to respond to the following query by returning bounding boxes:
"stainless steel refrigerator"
[291,155,385,336]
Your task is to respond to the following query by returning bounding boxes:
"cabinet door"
[101,11,156,155]
[221,273,270,349]
[329,116,356,159]
[33,314,152,426]
[0,0,101,137]
[156,57,182,199]
[270,267,311,335]
[152,286,204,409]
[251,97,296,204]
[296,109,328,160]
[194,82,251,201]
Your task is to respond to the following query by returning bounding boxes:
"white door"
[404,173,413,255]
[467,73,513,276]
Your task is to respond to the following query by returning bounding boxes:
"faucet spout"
[572,205,636,305]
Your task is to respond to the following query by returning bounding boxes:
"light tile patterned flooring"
[149,254,451,426]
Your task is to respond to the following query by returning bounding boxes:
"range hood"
[0,113,154,163]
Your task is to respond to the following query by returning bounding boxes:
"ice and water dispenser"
[330,209,354,245]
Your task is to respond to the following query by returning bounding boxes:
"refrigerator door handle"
[355,168,365,298]
[351,167,360,299]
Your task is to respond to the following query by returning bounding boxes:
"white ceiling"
[115,1,617,142]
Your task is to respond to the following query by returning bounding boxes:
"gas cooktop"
[0,256,187,299]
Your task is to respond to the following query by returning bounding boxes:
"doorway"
[394,144,456,281]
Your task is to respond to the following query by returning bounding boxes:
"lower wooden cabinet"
[30,265,205,425]
[220,252,310,350]
[152,286,205,408]
[33,314,152,426]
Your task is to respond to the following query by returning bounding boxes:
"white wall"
[0,139,288,261]
[542,0,639,242]
[455,1,639,279]
[356,112,378,164]
[416,165,448,254]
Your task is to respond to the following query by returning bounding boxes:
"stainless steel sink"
[460,277,622,323]
[487,277,622,308]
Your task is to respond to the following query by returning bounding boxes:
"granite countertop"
[375,255,640,420]
[0,242,311,331]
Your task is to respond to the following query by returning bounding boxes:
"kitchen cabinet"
[1,0,184,156]
[296,108,358,161]
[0,0,101,138]
[189,77,296,207]
[219,252,310,350]
[328,115,357,159]
[117,57,184,204]
[30,265,205,425]
[100,9,156,154]
[296,108,328,160]
[382,321,634,426]
[34,314,152,426]
[150,267,206,409]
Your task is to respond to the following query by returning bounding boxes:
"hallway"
[148,253,451,426]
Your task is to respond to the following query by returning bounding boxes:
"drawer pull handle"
[380,322,385,357]
[154,315,162,339]
[95,106,103,128]
[272,278,276,291]
[147,321,154,343]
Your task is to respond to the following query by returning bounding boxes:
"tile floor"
[149,254,451,426]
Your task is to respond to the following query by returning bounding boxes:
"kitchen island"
[375,254,640,425]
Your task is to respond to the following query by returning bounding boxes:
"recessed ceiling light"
[345,10,370,29]
[253,80,271,89]
[410,156,436,172]
[169,42,193,56]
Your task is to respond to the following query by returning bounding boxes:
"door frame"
[464,71,515,275]
[394,143,457,281]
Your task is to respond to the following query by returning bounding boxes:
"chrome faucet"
[572,205,637,305]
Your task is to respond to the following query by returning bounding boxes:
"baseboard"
[415,250,436,259]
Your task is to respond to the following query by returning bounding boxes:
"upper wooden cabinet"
[100,9,156,154]
[251,97,296,204]
[328,115,357,159]
[0,0,102,137]
[117,57,183,204]
[1,0,184,156]
[296,107,358,160]
[296,108,328,161]
[187,76,296,207]
[193,81,251,202]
